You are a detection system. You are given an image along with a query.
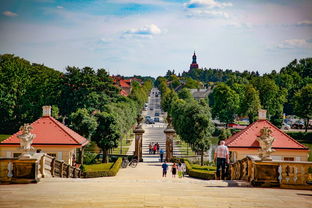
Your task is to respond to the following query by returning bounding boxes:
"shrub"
[286,132,312,143]
[83,152,98,165]
[185,160,215,180]
[83,157,122,178]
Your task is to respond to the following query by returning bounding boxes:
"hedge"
[83,157,122,178]
[286,132,312,142]
[185,160,215,180]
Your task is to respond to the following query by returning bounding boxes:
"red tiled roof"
[225,119,308,150]
[119,80,131,88]
[120,89,129,96]
[1,116,89,146]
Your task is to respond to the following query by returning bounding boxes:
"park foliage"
[0,54,153,163]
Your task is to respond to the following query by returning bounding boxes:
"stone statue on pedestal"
[257,127,275,161]
[17,124,36,158]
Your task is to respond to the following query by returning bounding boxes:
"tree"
[240,84,261,123]
[252,77,287,122]
[178,88,193,101]
[92,112,120,163]
[161,89,178,114]
[292,84,312,132]
[212,83,240,127]
[69,108,98,140]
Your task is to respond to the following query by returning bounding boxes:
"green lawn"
[83,163,113,172]
[0,134,10,142]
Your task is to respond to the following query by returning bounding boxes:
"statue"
[17,124,36,158]
[136,114,143,128]
[256,127,275,161]
[166,116,173,128]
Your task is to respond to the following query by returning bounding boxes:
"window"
[47,153,56,158]
[13,153,21,158]
[284,157,294,161]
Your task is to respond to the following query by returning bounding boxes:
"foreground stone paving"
[1,161,312,208]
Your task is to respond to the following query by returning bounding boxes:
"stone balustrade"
[230,156,312,189]
[0,153,81,184]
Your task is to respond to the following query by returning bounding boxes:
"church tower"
[190,51,199,71]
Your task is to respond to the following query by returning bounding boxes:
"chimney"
[258,109,267,120]
[42,106,52,117]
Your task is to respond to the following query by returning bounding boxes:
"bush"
[185,160,215,180]
[83,152,98,165]
[286,132,312,143]
[83,157,122,178]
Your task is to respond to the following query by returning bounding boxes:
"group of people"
[148,142,159,154]
[161,161,186,178]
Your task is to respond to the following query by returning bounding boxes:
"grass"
[83,163,113,172]
[0,134,10,142]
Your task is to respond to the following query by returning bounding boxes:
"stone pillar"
[164,117,176,162]
[133,127,144,162]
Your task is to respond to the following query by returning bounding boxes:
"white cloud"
[2,11,18,17]
[122,24,162,39]
[184,0,232,9]
[296,20,312,26]
[187,9,229,18]
[57,6,64,9]
[277,39,312,49]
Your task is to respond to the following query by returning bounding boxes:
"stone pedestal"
[164,127,176,162]
[133,126,145,162]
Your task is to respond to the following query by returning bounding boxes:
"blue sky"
[0,0,312,77]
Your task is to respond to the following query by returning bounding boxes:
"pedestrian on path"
[162,161,168,177]
[177,162,183,178]
[159,148,164,162]
[156,142,160,153]
[214,140,230,180]
[181,162,186,177]
[171,162,177,178]
[149,143,152,154]
[153,144,157,154]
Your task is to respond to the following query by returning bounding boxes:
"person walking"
[171,162,177,178]
[156,142,160,154]
[162,161,169,177]
[177,162,183,178]
[214,140,230,180]
[159,148,164,162]
[148,143,152,154]
[181,162,186,177]
[153,144,157,154]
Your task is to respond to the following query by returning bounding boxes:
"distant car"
[150,107,154,111]
[145,118,155,124]
[145,115,151,119]
[154,112,160,116]
[154,117,160,122]
[291,120,304,129]
[281,123,291,130]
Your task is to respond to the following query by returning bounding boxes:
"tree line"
[161,58,312,132]
[0,54,153,162]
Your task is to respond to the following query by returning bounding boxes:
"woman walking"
[177,162,183,178]
[171,162,177,178]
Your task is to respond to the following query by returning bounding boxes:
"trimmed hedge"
[83,157,122,178]
[286,132,312,142]
[185,160,215,180]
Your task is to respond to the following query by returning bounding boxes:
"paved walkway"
[1,161,312,208]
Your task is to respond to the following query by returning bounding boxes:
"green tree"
[240,84,261,123]
[69,108,98,140]
[212,83,240,127]
[178,88,193,101]
[292,84,312,132]
[92,112,120,163]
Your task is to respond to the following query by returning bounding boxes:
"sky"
[0,0,312,77]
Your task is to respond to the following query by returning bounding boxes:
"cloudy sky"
[0,0,312,77]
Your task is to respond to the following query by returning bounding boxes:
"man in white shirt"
[214,140,230,180]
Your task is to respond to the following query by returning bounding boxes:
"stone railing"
[230,156,312,189]
[0,153,81,184]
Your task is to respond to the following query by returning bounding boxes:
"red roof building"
[225,118,309,162]
[0,106,89,164]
